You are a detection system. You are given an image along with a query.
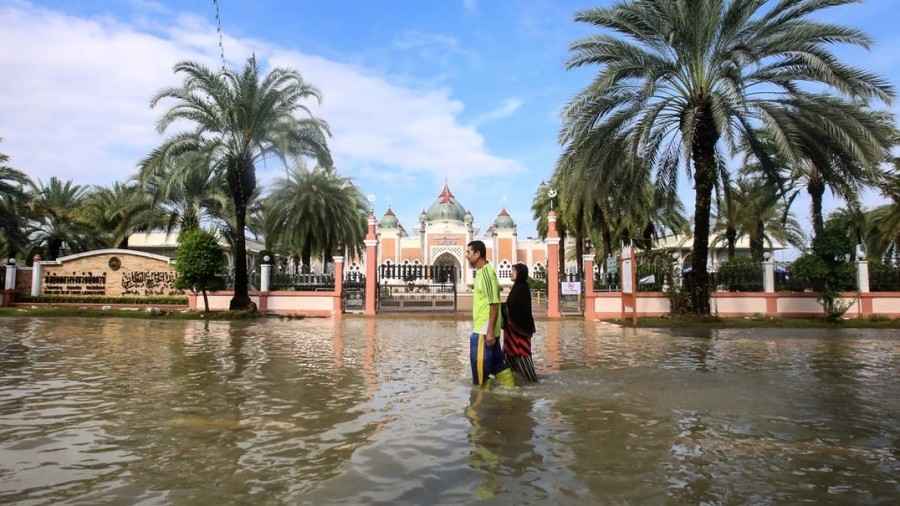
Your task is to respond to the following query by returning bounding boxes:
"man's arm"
[486,303,499,345]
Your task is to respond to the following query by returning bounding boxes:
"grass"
[606,315,900,329]
[0,306,263,321]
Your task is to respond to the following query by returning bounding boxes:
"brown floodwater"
[0,316,898,505]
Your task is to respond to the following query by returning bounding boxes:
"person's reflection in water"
[543,320,561,373]
[332,317,344,369]
[465,388,540,500]
[363,317,378,397]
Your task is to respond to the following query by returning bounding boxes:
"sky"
[1,0,898,249]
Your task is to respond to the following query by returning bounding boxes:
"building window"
[498,260,512,279]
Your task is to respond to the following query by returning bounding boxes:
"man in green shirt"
[466,240,504,385]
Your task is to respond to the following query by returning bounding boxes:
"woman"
[503,263,537,383]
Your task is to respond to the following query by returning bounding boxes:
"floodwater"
[0,317,898,505]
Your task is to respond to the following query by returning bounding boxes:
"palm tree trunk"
[229,200,252,310]
[595,205,613,259]
[301,242,312,274]
[726,227,737,260]
[808,178,826,239]
[558,228,567,277]
[574,233,584,281]
[750,222,765,262]
[48,239,61,260]
[689,109,719,315]
[227,158,253,311]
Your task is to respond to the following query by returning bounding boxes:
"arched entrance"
[432,252,462,284]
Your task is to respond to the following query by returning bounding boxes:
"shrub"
[18,296,188,305]
[715,257,763,292]
[175,229,227,313]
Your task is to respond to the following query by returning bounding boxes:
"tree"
[264,165,368,272]
[532,180,568,277]
[561,0,893,313]
[767,106,894,239]
[82,182,157,248]
[29,177,95,259]
[867,161,900,262]
[175,229,226,313]
[142,57,332,310]
[0,143,31,258]
[713,177,805,261]
[139,151,225,237]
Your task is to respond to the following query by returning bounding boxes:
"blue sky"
[1,0,898,248]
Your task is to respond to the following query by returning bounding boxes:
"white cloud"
[473,97,524,126]
[0,2,521,186]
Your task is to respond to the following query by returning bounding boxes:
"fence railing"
[711,267,764,292]
[271,273,335,291]
[219,270,260,291]
[379,264,456,284]
[870,265,900,292]
[593,272,620,292]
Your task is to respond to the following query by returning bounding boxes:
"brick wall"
[41,252,180,297]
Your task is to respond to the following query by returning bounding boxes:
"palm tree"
[0,143,31,258]
[82,182,157,248]
[868,162,900,261]
[141,57,332,310]
[140,152,226,237]
[713,177,804,261]
[532,180,568,277]
[762,106,894,239]
[29,177,95,259]
[561,0,893,313]
[264,165,368,272]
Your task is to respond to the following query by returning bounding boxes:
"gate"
[377,264,457,312]
[559,272,584,315]
[342,272,366,313]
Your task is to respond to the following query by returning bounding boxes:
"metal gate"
[560,272,584,315]
[377,264,457,312]
[342,272,366,313]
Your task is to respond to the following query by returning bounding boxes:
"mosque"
[359,182,554,288]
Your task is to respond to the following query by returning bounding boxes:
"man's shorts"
[470,332,505,385]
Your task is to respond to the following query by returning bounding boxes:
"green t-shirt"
[473,263,502,337]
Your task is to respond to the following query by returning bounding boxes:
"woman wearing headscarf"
[503,263,537,383]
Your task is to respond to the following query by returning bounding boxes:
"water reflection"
[0,317,898,504]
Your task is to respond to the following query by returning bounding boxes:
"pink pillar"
[583,254,594,320]
[364,214,378,316]
[546,211,561,319]
[333,256,344,316]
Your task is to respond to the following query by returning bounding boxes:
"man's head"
[466,240,487,268]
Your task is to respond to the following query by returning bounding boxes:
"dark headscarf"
[506,263,536,336]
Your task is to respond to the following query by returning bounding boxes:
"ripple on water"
[0,316,898,505]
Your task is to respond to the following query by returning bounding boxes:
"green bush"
[868,260,900,291]
[18,296,188,305]
[789,254,828,292]
[175,229,227,312]
[715,257,763,291]
[527,277,546,291]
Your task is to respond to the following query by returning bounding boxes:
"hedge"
[17,296,188,305]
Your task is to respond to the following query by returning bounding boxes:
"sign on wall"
[43,272,107,296]
[39,250,181,298]
[561,281,581,295]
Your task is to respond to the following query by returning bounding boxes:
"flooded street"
[0,316,898,504]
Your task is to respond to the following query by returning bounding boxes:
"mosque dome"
[379,208,400,229]
[425,183,467,223]
[494,208,516,230]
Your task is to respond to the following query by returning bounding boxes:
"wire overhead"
[211,0,226,70]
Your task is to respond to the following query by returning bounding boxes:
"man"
[465,240,504,385]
